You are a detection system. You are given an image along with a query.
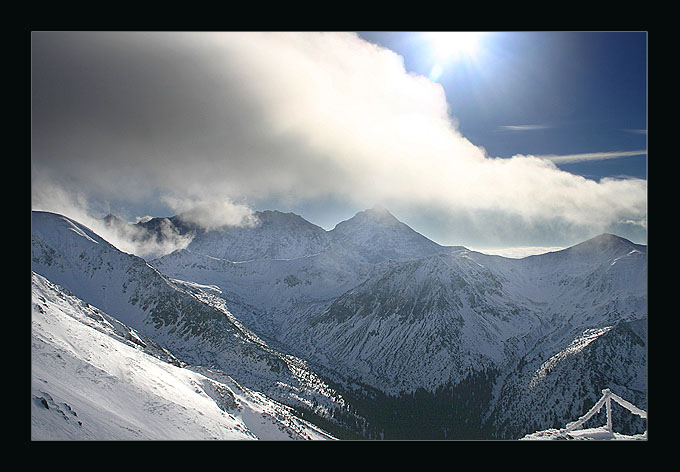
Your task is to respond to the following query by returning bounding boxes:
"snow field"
[32,273,333,440]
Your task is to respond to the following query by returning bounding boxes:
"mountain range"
[31,207,647,439]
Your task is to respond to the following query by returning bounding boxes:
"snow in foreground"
[522,388,647,441]
[522,427,647,440]
[31,272,334,440]
[522,387,647,440]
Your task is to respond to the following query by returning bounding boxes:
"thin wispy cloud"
[496,124,553,132]
[532,150,647,164]
[621,129,647,135]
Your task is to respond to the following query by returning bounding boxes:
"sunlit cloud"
[161,196,259,231]
[31,174,193,258]
[31,32,647,249]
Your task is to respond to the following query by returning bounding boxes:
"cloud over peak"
[32,32,647,248]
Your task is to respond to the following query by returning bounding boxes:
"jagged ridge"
[31,211,350,425]
[33,208,647,439]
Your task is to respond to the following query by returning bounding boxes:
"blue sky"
[358,32,647,181]
[31,32,647,255]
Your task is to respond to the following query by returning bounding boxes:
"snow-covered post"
[564,388,646,435]
[603,388,613,433]
[565,391,608,432]
[609,391,647,419]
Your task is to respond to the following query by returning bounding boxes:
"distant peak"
[332,206,410,235]
[368,204,389,214]
[357,205,399,222]
[255,209,310,224]
[565,232,646,257]
[102,213,123,224]
[584,233,630,246]
[257,209,298,219]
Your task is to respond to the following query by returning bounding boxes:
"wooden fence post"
[603,388,613,433]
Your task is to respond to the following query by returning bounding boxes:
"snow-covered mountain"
[184,210,332,262]
[139,206,449,263]
[31,271,334,440]
[146,208,646,439]
[31,211,351,437]
[297,252,540,394]
[149,206,447,338]
[32,208,647,440]
[328,206,451,263]
[489,318,647,438]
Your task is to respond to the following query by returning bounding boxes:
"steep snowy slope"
[150,207,462,343]
[31,211,348,420]
[296,252,543,394]
[278,234,646,397]
[31,272,334,440]
[462,235,648,387]
[152,242,374,338]
[491,318,647,439]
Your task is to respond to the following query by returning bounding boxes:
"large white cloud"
[31,31,646,248]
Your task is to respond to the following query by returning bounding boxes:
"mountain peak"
[255,209,317,226]
[366,204,390,214]
[32,211,110,248]
[328,207,444,262]
[341,206,401,228]
[569,233,645,255]
[102,213,125,226]
[363,205,398,220]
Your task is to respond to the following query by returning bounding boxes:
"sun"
[422,32,485,81]
[424,32,485,63]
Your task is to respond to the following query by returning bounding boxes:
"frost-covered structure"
[522,388,647,440]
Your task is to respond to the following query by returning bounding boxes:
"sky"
[31,31,647,256]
